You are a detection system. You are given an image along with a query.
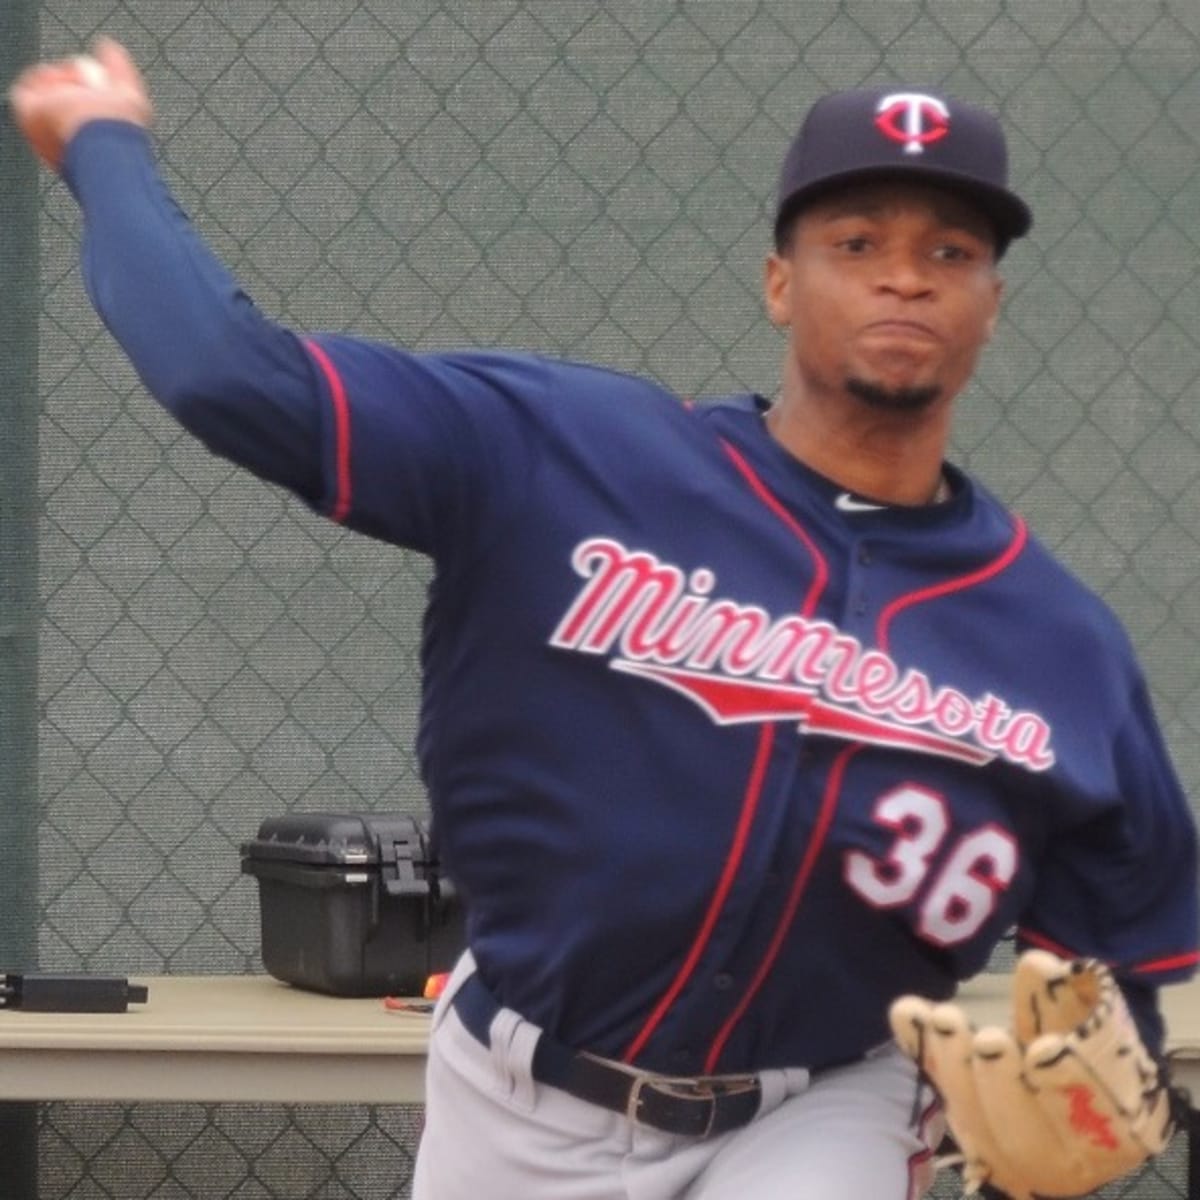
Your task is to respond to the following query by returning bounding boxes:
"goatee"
[846,377,941,413]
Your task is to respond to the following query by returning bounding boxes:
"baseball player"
[11,40,1199,1200]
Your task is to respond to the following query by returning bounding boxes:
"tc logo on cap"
[874,93,950,156]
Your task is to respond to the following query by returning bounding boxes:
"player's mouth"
[862,319,939,341]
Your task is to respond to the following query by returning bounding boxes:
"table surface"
[0,973,1196,1103]
[0,974,429,1054]
[0,975,429,1103]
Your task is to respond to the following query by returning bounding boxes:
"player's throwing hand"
[8,37,152,171]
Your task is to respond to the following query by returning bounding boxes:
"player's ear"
[764,252,792,327]
[983,274,1004,340]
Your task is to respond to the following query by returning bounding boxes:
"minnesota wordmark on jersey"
[551,537,1054,772]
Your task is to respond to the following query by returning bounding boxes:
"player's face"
[764,181,1003,412]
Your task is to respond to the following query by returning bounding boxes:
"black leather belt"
[452,973,762,1138]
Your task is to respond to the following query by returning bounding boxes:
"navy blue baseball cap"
[774,87,1032,255]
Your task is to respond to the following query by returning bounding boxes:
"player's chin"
[848,351,947,406]
[845,374,942,414]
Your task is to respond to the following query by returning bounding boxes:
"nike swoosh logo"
[834,492,886,513]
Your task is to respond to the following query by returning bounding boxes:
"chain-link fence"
[7,0,1200,1195]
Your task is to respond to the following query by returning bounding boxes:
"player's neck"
[765,376,953,507]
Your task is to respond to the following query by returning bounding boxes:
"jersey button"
[713,972,734,991]
[858,546,872,565]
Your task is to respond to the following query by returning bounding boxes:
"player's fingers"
[971,1025,1064,1160]
[919,1002,978,1099]
[92,37,140,91]
[1013,949,1093,1042]
[1025,1031,1136,1128]
[90,36,154,123]
[8,61,75,105]
[6,67,71,155]
[9,43,153,170]
[888,994,937,1063]
[11,62,67,87]
[8,58,101,116]
[1024,1036,1158,1178]
[918,1005,1013,1194]
[8,72,36,115]
[1027,1009,1161,1136]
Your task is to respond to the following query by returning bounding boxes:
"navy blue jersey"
[65,121,1199,1075]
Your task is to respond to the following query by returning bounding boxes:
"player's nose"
[874,246,935,298]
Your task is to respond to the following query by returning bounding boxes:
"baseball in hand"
[72,55,110,88]
[10,48,124,170]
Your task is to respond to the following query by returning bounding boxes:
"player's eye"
[932,243,973,263]
[838,235,873,254]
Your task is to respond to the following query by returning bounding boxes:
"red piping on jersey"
[703,742,862,1072]
[720,441,828,618]
[1018,926,1200,976]
[620,723,777,1064]
[1133,950,1200,974]
[1017,926,1076,959]
[876,515,1028,653]
[699,441,839,1071]
[619,440,829,1065]
[696,475,1030,1069]
[303,338,353,523]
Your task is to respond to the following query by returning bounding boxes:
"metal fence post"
[0,2,43,1196]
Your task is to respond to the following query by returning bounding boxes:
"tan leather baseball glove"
[889,950,1175,1200]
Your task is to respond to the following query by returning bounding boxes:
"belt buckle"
[693,1075,759,1138]
[627,1073,759,1138]
[624,1073,652,1126]
[625,1075,719,1138]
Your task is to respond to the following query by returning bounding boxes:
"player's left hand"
[8,36,153,171]
[889,950,1175,1200]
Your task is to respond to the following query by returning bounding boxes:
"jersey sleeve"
[1017,675,1199,1049]
[62,120,324,501]
[300,335,550,556]
[61,120,553,560]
